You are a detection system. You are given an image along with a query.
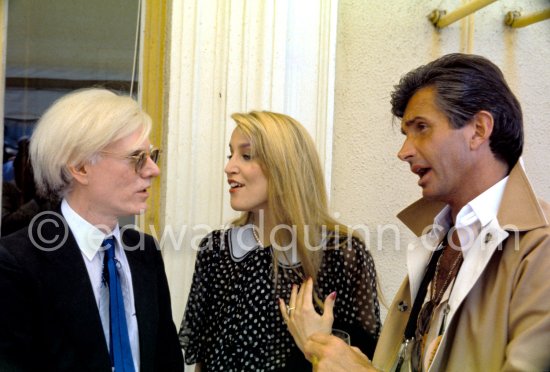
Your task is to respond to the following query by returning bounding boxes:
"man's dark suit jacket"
[0,210,184,371]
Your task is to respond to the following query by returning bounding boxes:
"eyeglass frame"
[100,145,161,173]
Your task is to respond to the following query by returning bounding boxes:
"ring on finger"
[287,306,295,316]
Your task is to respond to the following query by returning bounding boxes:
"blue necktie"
[102,238,135,372]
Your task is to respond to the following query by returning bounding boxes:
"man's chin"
[135,208,147,215]
[421,189,447,204]
[120,207,148,218]
[421,188,437,200]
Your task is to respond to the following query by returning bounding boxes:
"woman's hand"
[278,277,335,356]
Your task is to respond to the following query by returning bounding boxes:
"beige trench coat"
[373,164,550,372]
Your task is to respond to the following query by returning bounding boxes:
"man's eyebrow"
[400,118,415,135]
[128,147,148,156]
[400,117,426,134]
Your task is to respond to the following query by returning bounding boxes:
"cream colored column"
[161,0,339,329]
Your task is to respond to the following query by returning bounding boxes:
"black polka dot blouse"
[179,225,381,371]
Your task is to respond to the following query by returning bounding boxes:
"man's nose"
[397,137,415,162]
[143,157,161,177]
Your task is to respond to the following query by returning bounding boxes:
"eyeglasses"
[101,145,161,173]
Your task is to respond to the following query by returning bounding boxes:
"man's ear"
[68,163,89,185]
[470,110,494,150]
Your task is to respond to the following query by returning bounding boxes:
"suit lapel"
[123,231,157,370]
[32,211,110,365]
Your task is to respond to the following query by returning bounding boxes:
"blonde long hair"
[230,111,357,286]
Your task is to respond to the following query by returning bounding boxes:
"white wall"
[331,0,550,318]
[162,0,339,328]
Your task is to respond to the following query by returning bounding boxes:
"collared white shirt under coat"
[61,199,140,371]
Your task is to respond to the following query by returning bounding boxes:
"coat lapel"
[372,279,413,371]
[395,163,549,372]
[447,220,508,319]
[429,220,509,370]
[497,163,548,230]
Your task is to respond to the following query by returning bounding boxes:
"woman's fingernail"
[329,291,337,300]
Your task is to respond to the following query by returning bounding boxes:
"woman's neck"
[251,210,275,247]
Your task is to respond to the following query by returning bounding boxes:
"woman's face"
[224,128,269,216]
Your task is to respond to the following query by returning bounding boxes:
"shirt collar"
[433,204,453,233]
[430,176,508,256]
[465,176,508,228]
[61,199,122,261]
[433,176,509,229]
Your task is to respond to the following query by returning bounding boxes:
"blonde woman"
[179,111,380,371]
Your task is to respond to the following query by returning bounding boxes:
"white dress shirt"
[61,199,140,371]
[420,176,509,370]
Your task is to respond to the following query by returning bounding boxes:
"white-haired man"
[0,89,183,371]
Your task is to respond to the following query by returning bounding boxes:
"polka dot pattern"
[179,229,381,371]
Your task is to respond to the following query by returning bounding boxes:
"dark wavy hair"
[390,53,523,170]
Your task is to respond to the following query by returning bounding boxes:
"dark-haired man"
[285,54,550,371]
